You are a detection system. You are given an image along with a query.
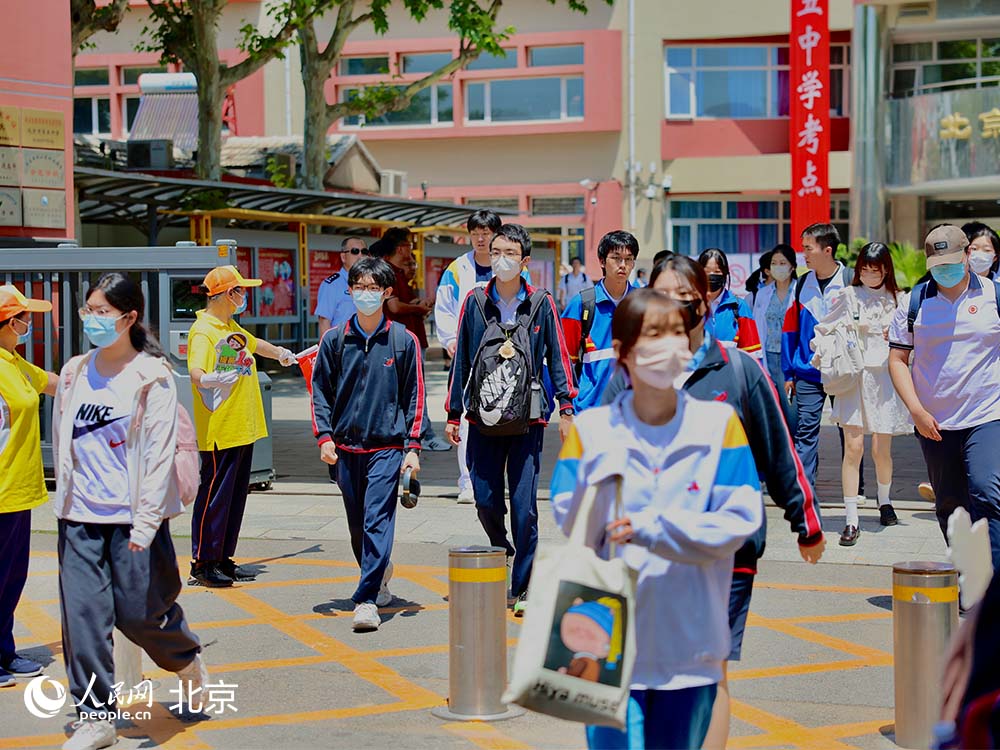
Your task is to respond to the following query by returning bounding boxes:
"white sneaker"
[376,562,394,607]
[457,487,475,505]
[353,602,381,631]
[175,653,208,697]
[63,719,116,750]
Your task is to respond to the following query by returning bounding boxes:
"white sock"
[844,497,859,528]
[877,482,892,507]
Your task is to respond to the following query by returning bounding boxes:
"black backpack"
[574,285,597,381]
[465,287,549,436]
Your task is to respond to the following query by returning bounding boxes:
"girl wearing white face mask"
[551,289,763,750]
[824,243,912,546]
[753,244,798,425]
[52,273,205,750]
[963,222,1000,279]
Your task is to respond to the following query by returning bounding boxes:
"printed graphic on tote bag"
[543,582,627,688]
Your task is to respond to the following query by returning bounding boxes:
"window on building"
[401,52,454,73]
[342,84,453,127]
[123,97,141,133]
[465,197,520,211]
[340,56,390,76]
[890,37,1000,97]
[121,65,167,85]
[466,77,583,123]
[466,49,517,70]
[664,44,850,119]
[531,196,585,215]
[74,68,109,86]
[529,45,584,66]
[73,97,111,134]
[670,197,849,254]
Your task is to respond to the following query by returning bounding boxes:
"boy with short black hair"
[561,230,640,412]
[311,256,425,632]
[445,223,577,616]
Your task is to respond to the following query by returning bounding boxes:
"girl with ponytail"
[51,272,205,750]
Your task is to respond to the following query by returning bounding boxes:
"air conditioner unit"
[897,2,934,21]
[127,140,174,170]
[380,169,408,197]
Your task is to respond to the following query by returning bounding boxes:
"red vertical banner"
[790,0,830,239]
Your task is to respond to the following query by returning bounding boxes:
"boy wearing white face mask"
[187,265,297,588]
[310,257,424,632]
[446,224,577,616]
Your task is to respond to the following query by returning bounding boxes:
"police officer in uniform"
[316,237,367,336]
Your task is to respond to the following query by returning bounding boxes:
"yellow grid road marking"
[442,722,533,749]
[11,550,905,750]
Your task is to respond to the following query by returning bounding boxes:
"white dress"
[827,286,912,435]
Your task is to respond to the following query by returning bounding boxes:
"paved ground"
[1,367,952,749]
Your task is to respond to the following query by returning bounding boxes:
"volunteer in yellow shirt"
[0,285,56,686]
[187,266,296,587]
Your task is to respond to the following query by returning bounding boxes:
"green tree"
[140,0,334,180]
[72,0,129,56]
[298,0,610,191]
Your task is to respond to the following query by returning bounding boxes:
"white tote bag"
[503,479,637,728]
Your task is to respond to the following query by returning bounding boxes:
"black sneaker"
[879,504,899,526]
[839,525,860,547]
[219,559,257,581]
[188,561,234,588]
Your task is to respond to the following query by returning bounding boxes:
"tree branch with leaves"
[140,0,335,180]
[71,0,129,56]
[298,0,608,191]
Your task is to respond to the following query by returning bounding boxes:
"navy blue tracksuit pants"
[191,443,254,562]
[0,509,31,663]
[918,419,1000,572]
[467,424,544,598]
[336,448,403,604]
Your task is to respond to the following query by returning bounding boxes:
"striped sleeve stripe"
[545,293,579,399]
[403,327,426,442]
[754,357,823,537]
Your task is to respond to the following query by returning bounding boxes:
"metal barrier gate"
[0,241,275,487]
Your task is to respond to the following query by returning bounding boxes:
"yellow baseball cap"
[0,284,52,323]
[203,265,262,296]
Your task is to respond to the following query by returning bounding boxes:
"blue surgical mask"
[929,262,967,288]
[352,290,384,317]
[231,291,248,315]
[82,314,124,349]
[15,322,31,346]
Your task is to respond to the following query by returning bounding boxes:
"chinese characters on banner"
[790,0,829,238]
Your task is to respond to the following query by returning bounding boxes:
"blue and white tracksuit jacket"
[550,391,762,689]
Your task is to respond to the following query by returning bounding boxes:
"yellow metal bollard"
[892,561,959,749]
[431,546,524,721]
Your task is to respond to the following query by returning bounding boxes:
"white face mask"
[629,334,692,390]
[770,265,792,282]
[969,250,995,275]
[492,254,522,282]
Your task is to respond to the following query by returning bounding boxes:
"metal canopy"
[75,166,514,236]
